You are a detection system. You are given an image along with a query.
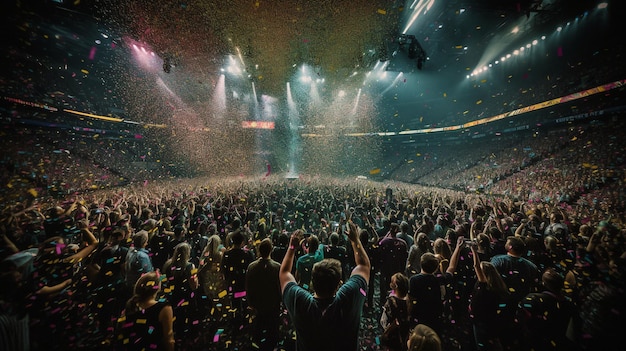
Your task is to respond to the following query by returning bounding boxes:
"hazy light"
[403,0,436,34]
[212,74,227,115]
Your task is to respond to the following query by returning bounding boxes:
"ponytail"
[125,294,141,315]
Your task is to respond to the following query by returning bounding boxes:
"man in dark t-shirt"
[280,221,370,351]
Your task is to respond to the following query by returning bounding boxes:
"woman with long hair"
[406,233,433,276]
[162,242,199,345]
[197,234,226,303]
[468,243,509,351]
[116,272,175,351]
[380,272,411,351]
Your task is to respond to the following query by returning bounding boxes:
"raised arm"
[446,236,465,274]
[347,220,370,283]
[280,229,302,293]
[470,244,485,282]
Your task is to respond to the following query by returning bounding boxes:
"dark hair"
[476,233,492,252]
[278,232,289,246]
[329,233,340,246]
[401,221,410,232]
[133,231,149,248]
[311,258,342,297]
[415,232,431,251]
[230,230,245,246]
[420,252,440,274]
[506,236,526,255]
[307,234,320,253]
[359,229,370,244]
[542,267,564,293]
[258,238,272,258]
[392,272,409,297]
[408,324,442,351]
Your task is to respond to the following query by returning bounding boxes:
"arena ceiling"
[1,0,622,136]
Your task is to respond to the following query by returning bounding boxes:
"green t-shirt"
[283,274,367,351]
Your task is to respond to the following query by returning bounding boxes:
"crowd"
[0,171,624,351]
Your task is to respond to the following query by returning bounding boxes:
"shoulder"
[343,274,367,290]
[283,281,312,301]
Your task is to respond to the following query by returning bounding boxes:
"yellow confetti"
[377,9,387,14]
[81,69,89,74]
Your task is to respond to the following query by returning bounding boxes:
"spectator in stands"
[280,221,370,351]
[469,241,509,351]
[91,227,129,340]
[406,232,432,276]
[245,238,282,351]
[380,272,410,351]
[221,230,254,315]
[490,235,540,350]
[197,234,226,304]
[295,234,324,292]
[162,242,199,345]
[517,267,576,351]
[378,223,408,306]
[115,272,175,351]
[408,252,444,334]
[28,224,98,350]
[324,232,348,281]
[407,324,442,351]
[271,230,289,263]
[124,230,154,290]
[397,221,414,249]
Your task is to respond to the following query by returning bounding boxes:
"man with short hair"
[280,221,370,351]
[294,234,324,292]
[124,230,153,289]
[245,238,282,351]
[490,235,540,350]
[221,230,255,312]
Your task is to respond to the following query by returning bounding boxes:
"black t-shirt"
[408,273,443,333]
[116,301,170,351]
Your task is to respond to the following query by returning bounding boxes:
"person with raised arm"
[280,220,370,351]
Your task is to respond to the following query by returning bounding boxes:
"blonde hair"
[201,234,222,264]
[125,272,162,315]
[407,324,442,351]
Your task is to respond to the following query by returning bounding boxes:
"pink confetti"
[234,291,247,298]
[89,47,97,60]
[359,288,367,296]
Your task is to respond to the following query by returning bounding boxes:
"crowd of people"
[0,171,624,351]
